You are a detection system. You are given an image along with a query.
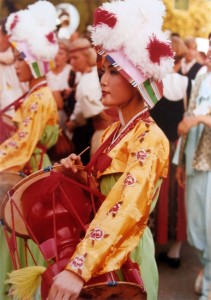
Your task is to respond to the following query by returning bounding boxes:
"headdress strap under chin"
[117,107,125,127]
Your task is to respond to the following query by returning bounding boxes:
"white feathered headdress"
[6,1,58,78]
[91,0,174,107]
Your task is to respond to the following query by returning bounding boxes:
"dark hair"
[0,17,7,35]
[171,32,181,38]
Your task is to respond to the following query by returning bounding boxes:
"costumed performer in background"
[0,1,59,299]
[0,0,59,174]
[0,17,27,117]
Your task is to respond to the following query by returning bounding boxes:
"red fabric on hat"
[93,8,117,28]
[146,35,174,64]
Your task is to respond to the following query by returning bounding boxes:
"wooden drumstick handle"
[78,146,90,157]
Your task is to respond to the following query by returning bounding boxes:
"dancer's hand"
[178,116,199,135]
[60,153,83,173]
[47,270,84,300]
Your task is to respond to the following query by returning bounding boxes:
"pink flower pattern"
[139,130,149,142]
[144,117,154,127]
[7,140,18,148]
[23,117,31,126]
[69,253,87,275]
[136,149,151,166]
[137,149,148,162]
[124,173,137,186]
[36,93,43,100]
[29,102,38,112]
[89,228,109,246]
[107,201,123,217]
[18,131,28,138]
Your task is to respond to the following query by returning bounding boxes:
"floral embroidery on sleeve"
[132,149,151,166]
[69,253,87,276]
[144,117,154,128]
[124,173,137,186]
[18,131,28,139]
[7,140,18,149]
[138,130,149,142]
[22,117,31,126]
[89,228,109,246]
[29,102,38,113]
[107,201,123,217]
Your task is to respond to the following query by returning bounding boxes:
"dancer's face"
[69,51,89,73]
[14,49,33,82]
[100,59,136,108]
[55,45,69,68]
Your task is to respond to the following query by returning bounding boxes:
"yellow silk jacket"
[66,110,169,282]
[0,85,58,172]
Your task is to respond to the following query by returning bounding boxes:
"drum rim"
[82,280,146,289]
[0,171,25,224]
[80,281,147,297]
[0,165,66,238]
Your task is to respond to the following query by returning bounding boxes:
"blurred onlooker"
[0,2,59,299]
[150,36,192,268]
[179,36,206,80]
[0,17,27,117]
[176,47,211,299]
[197,51,207,65]
[66,37,105,164]
[208,32,211,47]
[46,39,72,131]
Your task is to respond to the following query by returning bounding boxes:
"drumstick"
[69,146,90,171]
[78,146,90,157]
[72,146,90,170]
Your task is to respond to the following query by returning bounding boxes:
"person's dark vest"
[150,78,192,142]
[178,62,203,80]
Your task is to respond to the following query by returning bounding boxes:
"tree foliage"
[1,0,106,35]
[163,0,211,38]
[1,0,211,38]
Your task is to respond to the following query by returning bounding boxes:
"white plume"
[6,0,58,61]
[92,0,174,80]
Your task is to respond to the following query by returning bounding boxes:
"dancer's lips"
[102,90,110,97]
